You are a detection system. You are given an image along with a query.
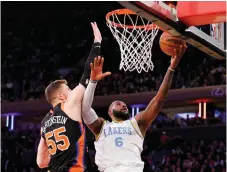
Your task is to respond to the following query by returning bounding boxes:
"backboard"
[119,1,226,60]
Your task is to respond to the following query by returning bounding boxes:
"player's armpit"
[135,98,165,136]
[86,117,105,139]
[66,84,85,107]
[37,137,51,169]
[64,84,85,122]
[135,69,174,135]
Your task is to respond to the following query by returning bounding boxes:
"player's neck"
[112,117,125,123]
[52,100,63,108]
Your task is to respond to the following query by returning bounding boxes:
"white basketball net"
[107,11,159,73]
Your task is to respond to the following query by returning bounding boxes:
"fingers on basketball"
[160,32,187,57]
[178,44,187,57]
[173,49,177,57]
[178,46,183,56]
[171,49,178,60]
[173,44,186,58]
[182,44,187,54]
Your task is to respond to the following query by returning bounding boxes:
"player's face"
[110,101,130,121]
[57,84,71,102]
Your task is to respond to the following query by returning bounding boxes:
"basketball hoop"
[106,9,159,73]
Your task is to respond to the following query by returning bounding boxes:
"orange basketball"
[159,32,186,56]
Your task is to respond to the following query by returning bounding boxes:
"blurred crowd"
[142,139,226,172]
[1,127,40,172]
[152,116,226,129]
[2,126,226,172]
[2,2,226,102]
[94,59,226,96]
[1,27,226,101]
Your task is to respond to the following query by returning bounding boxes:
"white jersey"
[94,118,144,172]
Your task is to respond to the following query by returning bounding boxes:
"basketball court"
[106,1,226,73]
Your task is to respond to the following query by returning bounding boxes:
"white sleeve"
[82,80,99,124]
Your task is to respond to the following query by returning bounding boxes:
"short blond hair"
[45,79,68,104]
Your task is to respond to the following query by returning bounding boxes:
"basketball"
[159,32,186,56]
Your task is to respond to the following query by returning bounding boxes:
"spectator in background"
[1,9,226,102]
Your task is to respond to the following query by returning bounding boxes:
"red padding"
[177,2,226,26]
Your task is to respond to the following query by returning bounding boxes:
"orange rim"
[106,9,157,30]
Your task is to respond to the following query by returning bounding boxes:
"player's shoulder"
[40,111,52,126]
[129,117,137,122]
[61,102,82,122]
[98,119,110,128]
[103,119,110,124]
[128,117,139,126]
[96,118,109,128]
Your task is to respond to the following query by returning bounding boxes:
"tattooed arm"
[135,45,187,136]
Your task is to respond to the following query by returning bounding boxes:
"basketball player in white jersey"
[82,45,186,172]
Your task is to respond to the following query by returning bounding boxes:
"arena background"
[1,1,226,172]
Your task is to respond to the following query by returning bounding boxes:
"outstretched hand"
[91,22,102,42]
[170,44,187,70]
[90,56,111,81]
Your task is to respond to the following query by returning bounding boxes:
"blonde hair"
[45,79,68,104]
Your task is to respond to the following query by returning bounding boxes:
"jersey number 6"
[45,126,70,155]
[115,137,123,147]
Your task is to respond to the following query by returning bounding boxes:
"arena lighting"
[10,115,14,130]
[6,116,9,127]
[131,104,145,117]
[199,103,201,117]
[1,112,21,117]
[176,113,196,119]
[204,102,207,119]
[130,104,147,108]
[131,107,135,117]
[131,107,140,117]
[1,113,21,130]
[192,99,210,103]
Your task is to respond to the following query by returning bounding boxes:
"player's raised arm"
[36,129,51,168]
[135,44,187,136]
[82,57,111,136]
[66,22,102,107]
